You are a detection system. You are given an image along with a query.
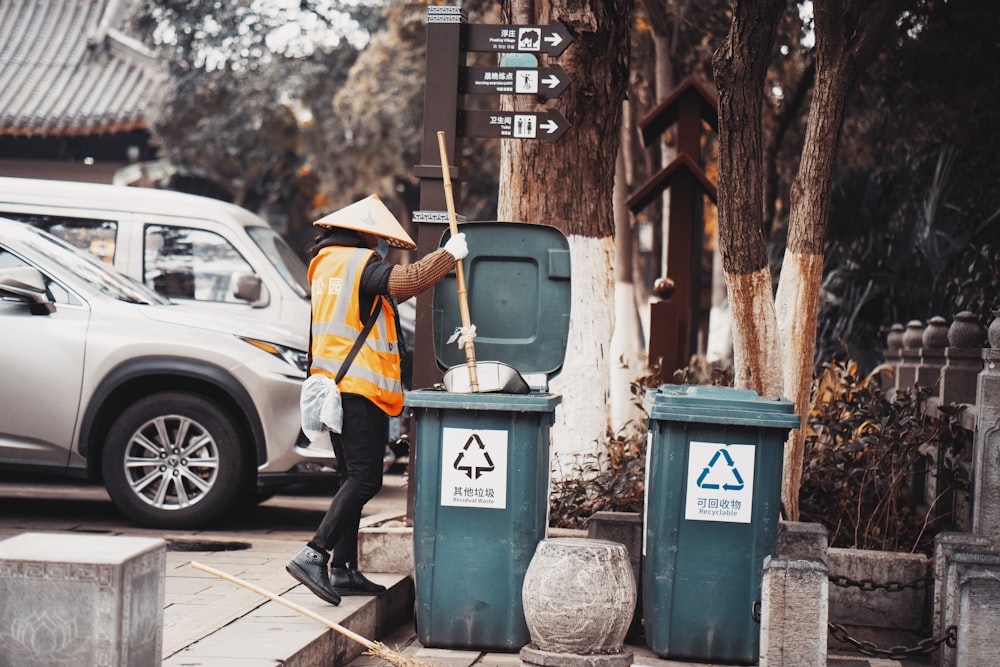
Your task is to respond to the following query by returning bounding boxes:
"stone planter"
[826,547,931,651]
[520,537,636,666]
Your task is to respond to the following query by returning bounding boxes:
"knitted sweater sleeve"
[386,249,457,302]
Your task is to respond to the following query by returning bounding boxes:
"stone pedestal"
[896,320,925,392]
[777,520,829,561]
[0,532,165,667]
[760,557,829,667]
[882,323,905,395]
[972,348,1000,538]
[917,316,948,390]
[932,532,998,667]
[957,566,1000,667]
[939,311,985,405]
[520,538,635,667]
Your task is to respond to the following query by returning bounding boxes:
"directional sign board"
[459,109,569,142]
[465,22,573,56]
[460,65,570,99]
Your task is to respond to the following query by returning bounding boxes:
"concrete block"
[586,512,643,641]
[0,532,165,667]
[827,548,929,632]
[778,521,829,561]
[940,348,982,406]
[760,557,829,667]
[957,569,1000,667]
[586,511,642,583]
[933,532,998,667]
[358,523,413,576]
[972,352,1000,539]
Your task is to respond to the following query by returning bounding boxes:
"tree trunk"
[777,0,902,520]
[711,0,785,398]
[611,102,644,431]
[499,0,630,474]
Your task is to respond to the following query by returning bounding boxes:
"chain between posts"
[828,623,957,660]
[826,570,956,659]
[828,572,934,593]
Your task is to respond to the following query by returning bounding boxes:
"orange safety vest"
[308,246,403,416]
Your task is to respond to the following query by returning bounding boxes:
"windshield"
[246,226,310,298]
[22,228,170,305]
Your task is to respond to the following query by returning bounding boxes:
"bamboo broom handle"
[191,561,377,650]
[437,130,479,392]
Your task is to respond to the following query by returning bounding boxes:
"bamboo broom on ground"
[191,561,432,667]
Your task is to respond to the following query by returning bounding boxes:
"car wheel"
[102,392,246,529]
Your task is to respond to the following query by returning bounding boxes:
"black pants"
[312,393,387,565]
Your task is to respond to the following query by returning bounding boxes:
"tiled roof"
[0,0,163,137]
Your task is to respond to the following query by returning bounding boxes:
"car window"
[247,226,310,297]
[144,224,256,303]
[15,229,166,305]
[0,212,117,264]
[0,247,81,306]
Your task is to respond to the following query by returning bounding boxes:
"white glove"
[443,232,468,261]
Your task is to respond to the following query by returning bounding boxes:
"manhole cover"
[166,539,251,552]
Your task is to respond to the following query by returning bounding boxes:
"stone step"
[163,572,413,666]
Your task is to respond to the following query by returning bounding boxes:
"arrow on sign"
[543,32,564,49]
[465,21,574,57]
[459,65,570,99]
[458,109,570,143]
[539,118,561,134]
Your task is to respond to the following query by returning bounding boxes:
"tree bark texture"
[774,251,823,521]
[498,0,630,473]
[712,0,784,397]
[777,0,902,520]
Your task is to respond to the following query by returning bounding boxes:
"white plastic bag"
[299,374,342,452]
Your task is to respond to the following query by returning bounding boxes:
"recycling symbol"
[453,433,495,480]
[695,447,745,491]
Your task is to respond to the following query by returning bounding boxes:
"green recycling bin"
[642,385,800,664]
[407,222,571,651]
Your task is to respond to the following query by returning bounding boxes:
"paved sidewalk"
[1,470,892,666]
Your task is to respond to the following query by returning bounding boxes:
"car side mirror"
[232,272,269,308]
[0,267,56,315]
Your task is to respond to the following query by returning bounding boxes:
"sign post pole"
[412,7,576,393]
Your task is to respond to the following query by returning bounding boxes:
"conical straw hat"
[313,194,417,249]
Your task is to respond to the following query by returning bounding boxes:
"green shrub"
[550,356,971,554]
[798,359,971,554]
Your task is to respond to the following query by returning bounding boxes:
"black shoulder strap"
[335,302,381,384]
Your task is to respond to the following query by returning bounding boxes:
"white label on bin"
[440,427,508,509]
[684,441,755,523]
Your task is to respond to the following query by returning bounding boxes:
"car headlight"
[239,337,309,373]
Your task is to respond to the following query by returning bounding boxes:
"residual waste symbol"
[453,433,495,480]
[695,447,745,491]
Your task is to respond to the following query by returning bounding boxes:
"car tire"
[102,391,246,529]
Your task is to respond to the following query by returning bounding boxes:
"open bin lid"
[432,222,571,390]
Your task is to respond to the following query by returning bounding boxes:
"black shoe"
[286,547,341,605]
[330,566,387,596]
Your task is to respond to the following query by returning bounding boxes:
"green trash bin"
[406,222,571,651]
[641,385,800,664]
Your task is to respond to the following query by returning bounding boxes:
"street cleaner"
[288,194,468,605]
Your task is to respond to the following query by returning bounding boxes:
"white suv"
[0,176,312,332]
[0,217,330,529]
